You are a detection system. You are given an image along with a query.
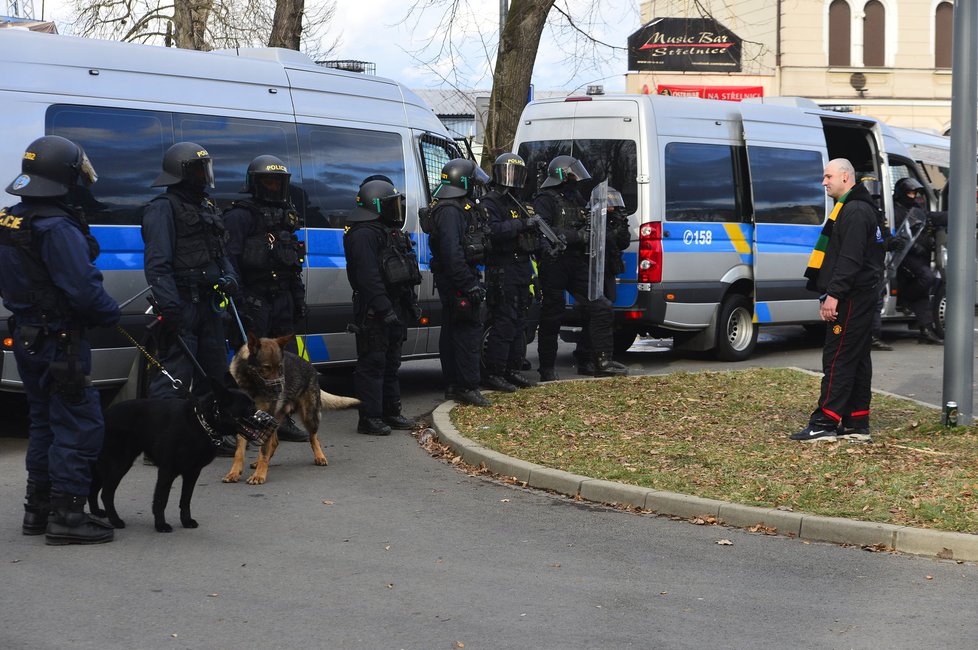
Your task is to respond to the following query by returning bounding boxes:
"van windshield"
[516,139,638,215]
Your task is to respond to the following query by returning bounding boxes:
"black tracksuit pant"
[810,288,876,430]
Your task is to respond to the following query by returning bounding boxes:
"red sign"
[652,84,764,102]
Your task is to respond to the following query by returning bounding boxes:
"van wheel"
[932,281,946,339]
[613,330,637,355]
[715,294,757,361]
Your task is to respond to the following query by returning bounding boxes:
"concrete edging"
[430,400,978,563]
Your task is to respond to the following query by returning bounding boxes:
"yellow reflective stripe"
[723,223,752,254]
[295,335,310,361]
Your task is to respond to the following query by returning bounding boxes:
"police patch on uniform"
[11,174,30,191]
[833,324,843,335]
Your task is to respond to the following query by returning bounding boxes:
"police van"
[0,28,462,393]
[513,93,941,360]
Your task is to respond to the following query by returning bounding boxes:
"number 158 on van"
[683,229,712,246]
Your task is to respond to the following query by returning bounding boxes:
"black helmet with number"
[151,141,215,188]
[243,154,291,203]
[894,177,925,208]
[434,158,489,199]
[6,135,98,198]
[540,155,591,189]
[350,179,406,226]
[492,152,528,190]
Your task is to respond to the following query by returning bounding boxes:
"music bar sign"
[628,17,743,73]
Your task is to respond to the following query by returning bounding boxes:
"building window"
[829,0,851,66]
[863,1,885,66]
[936,2,953,69]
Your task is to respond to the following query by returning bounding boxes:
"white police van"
[513,94,939,360]
[0,28,462,393]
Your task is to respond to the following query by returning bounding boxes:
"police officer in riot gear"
[892,176,946,344]
[224,155,308,441]
[575,186,631,375]
[428,158,493,407]
[534,155,626,381]
[344,178,421,435]
[0,135,120,544]
[142,143,240,437]
[481,152,537,392]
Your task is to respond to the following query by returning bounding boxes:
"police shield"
[588,181,608,302]
[885,217,921,273]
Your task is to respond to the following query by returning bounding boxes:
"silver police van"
[0,28,462,394]
[513,93,940,360]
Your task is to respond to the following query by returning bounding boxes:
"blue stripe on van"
[754,301,772,323]
[303,335,330,362]
[305,228,346,269]
[90,225,144,271]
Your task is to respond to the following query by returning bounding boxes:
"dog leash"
[115,325,184,393]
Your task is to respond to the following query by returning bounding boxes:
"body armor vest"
[380,227,422,289]
[0,203,98,321]
[484,190,538,260]
[233,199,305,286]
[429,197,492,265]
[540,188,587,231]
[153,193,228,282]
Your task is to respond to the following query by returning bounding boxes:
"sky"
[33,0,641,93]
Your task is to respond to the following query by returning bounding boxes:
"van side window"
[420,134,462,202]
[664,142,739,223]
[47,105,172,226]
[748,148,825,225]
[298,125,405,228]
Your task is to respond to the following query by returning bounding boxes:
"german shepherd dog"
[224,333,360,485]
[89,376,277,532]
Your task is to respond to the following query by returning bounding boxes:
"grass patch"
[451,368,978,533]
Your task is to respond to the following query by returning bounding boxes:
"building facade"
[626,0,955,134]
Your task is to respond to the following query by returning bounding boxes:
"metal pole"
[500,0,508,34]
[942,0,978,425]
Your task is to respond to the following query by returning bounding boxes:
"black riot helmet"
[151,142,215,188]
[540,155,591,189]
[349,179,406,226]
[492,152,528,190]
[434,158,489,199]
[894,176,925,208]
[6,135,98,198]
[243,154,291,203]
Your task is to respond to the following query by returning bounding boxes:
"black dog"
[89,377,276,532]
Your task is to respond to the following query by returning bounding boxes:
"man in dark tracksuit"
[344,178,420,435]
[534,156,625,381]
[0,135,120,545]
[429,158,492,407]
[142,143,239,431]
[481,152,537,392]
[792,158,885,443]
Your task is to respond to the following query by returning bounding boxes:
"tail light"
[638,222,662,284]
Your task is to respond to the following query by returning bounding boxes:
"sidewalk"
[430,396,978,563]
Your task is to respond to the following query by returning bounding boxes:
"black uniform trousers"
[898,254,938,328]
[234,287,299,353]
[354,307,407,418]
[484,258,531,373]
[438,297,483,392]
[537,250,613,370]
[148,289,229,400]
[811,289,876,430]
[16,330,103,497]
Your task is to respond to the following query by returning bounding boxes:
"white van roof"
[883,124,951,167]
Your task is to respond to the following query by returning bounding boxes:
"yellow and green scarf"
[804,190,850,292]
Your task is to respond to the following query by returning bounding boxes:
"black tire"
[612,329,637,355]
[932,280,946,339]
[714,294,758,362]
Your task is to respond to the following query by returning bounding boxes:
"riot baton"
[173,331,209,381]
[225,294,248,345]
[117,285,153,310]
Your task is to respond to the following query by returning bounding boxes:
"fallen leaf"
[500,498,510,503]
[207,593,219,598]
[322,500,334,505]
[453,642,465,649]
[937,548,954,560]
[385,545,391,551]
[716,539,733,545]
[386,583,394,589]
[926,575,934,580]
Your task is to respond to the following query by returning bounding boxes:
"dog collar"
[194,404,224,446]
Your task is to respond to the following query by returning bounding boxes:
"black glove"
[887,237,906,252]
[409,302,423,322]
[381,310,401,327]
[216,275,239,297]
[158,305,184,336]
[575,226,590,244]
[524,214,542,230]
[465,285,487,305]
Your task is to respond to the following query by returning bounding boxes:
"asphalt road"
[0,320,975,649]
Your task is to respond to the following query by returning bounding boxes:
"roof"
[414,88,574,118]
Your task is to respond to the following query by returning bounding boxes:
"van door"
[740,103,828,323]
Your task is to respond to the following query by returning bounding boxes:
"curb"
[431,400,978,563]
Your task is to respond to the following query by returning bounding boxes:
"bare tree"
[67,0,337,56]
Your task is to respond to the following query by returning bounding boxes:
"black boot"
[23,480,51,536]
[482,372,518,393]
[594,352,628,377]
[918,325,943,345]
[46,492,114,546]
[504,368,536,389]
[577,357,597,376]
[454,388,492,407]
[382,402,416,430]
[277,415,310,442]
[358,417,392,436]
[539,367,560,382]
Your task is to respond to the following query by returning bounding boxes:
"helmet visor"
[255,173,291,203]
[494,162,527,189]
[563,159,591,183]
[472,165,490,187]
[606,189,625,208]
[377,193,406,225]
[77,150,98,186]
[184,158,215,188]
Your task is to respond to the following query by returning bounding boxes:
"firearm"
[505,190,566,252]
